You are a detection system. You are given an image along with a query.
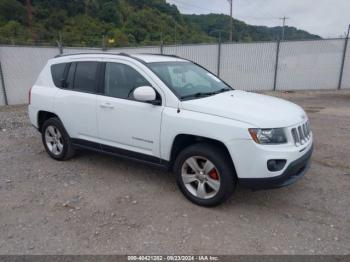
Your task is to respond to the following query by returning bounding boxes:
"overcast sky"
[166,0,350,38]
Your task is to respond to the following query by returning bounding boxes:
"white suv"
[28,53,313,206]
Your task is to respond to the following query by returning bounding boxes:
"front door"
[96,61,164,161]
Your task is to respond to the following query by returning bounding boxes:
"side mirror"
[133,86,161,105]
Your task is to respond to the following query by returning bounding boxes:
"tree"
[98,1,122,26]
[0,20,29,44]
[0,0,26,25]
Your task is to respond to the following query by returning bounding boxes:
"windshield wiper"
[214,88,231,94]
[181,92,216,100]
[181,88,231,100]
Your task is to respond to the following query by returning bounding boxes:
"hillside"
[0,0,321,47]
[185,14,322,42]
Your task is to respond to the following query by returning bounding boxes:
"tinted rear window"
[73,62,99,93]
[51,63,67,87]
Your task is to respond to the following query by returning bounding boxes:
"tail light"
[29,86,33,104]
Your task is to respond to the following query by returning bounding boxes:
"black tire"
[173,143,237,207]
[41,117,75,161]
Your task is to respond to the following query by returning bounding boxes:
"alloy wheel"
[181,156,221,199]
[45,125,64,156]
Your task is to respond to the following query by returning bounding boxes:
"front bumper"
[239,144,313,190]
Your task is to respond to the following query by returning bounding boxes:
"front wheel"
[174,143,236,207]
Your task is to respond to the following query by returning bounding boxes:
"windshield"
[148,62,232,100]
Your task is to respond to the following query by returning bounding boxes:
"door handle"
[100,103,114,109]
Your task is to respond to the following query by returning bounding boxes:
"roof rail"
[118,52,148,64]
[138,53,181,58]
[53,52,186,64]
[54,52,115,58]
[54,52,151,64]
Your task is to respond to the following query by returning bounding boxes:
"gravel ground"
[0,90,349,255]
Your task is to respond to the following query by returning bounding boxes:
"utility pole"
[227,0,233,42]
[279,16,289,41]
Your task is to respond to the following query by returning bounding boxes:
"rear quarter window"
[51,63,67,87]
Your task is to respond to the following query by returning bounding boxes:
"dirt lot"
[0,90,349,255]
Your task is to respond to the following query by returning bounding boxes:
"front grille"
[291,121,311,146]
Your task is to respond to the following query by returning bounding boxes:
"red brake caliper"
[208,169,219,180]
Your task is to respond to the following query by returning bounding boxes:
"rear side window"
[51,63,67,87]
[73,62,99,93]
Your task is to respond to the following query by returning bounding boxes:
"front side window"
[73,62,99,93]
[148,62,232,100]
[104,62,150,99]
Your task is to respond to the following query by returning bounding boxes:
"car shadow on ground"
[68,148,300,211]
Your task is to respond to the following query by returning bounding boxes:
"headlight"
[248,128,287,144]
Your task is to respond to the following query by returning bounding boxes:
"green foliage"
[0,20,30,44]
[0,0,321,47]
[60,15,112,47]
[98,1,122,25]
[0,0,26,25]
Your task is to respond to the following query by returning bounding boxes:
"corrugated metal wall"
[164,44,219,74]
[277,39,344,90]
[0,46,59,105]
[220,42,276,91]
[0,38,349,105]
[108,46,161,54]
[61,47,101,54]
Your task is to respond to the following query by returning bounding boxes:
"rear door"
[96,60,164,161]
[54,60,102,144]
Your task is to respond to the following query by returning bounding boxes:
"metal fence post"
[0,60,8,105]
[56,40,63,55]
[273,39,281,91]
[160,41,164,54]
[338,24,350,90]
[102,35,107,51]
[217,38,222,77]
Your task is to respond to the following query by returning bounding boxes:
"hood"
[180,90,306,128]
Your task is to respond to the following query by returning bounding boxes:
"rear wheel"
[41,117,75,161]
[174,143,236,207]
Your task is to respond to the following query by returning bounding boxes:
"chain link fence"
[0,38,349,105]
